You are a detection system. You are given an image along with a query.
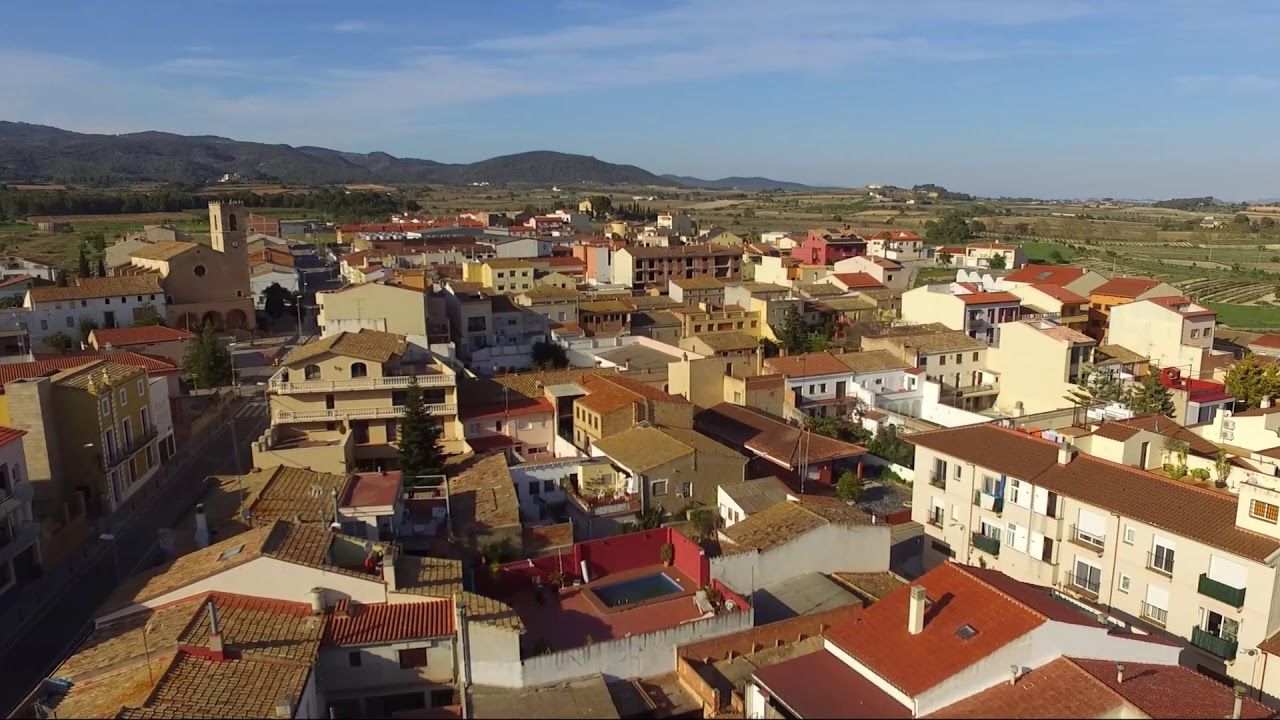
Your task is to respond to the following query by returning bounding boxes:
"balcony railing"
[1147,551,1175,577]
[971,532,1001,557]
[973,490,1003,515]
[928,472,945,489]
[1068,525,1105,554]
[955,383,999,398]
[274,403,457,423]
[1198,574,1247,608]
[927,512,944,528]
[566,492,641,517]
[269,372,454,394]
[105,428,158,469]
[1064,572,1100,599]
[1139,602,1168,627]
[0,481,33,520]
[1191,626,1238,660]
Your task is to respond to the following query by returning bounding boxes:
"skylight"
[218,544,245,561]
[956,624,979,640]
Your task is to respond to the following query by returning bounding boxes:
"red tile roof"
[1028,283,1087,304]
[1003,264,1088,285]
[1145,294,1216,318]
[0,275,35,289]
[831,272,885,289]
[907,423,1062,481]
[1091,276,1164,298]
[340,471,402,508]
[755,650,910,719]
[1250,333,1280,349]
[958,291,1020,305]
[459,396,555,422]
[763,351,854,378]
[0,426,27,449]
[1071,657,1274,718]
[824,563,1049,696]
[927,657,1121,718]
[696,403,865,466]
[89,325,195,347]
[0,351,178,390]
[325,599,454,646]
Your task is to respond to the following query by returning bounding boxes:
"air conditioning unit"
[1224,420,1236,430]
[1222,431,1234,441]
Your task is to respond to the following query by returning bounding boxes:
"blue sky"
[3,0,1279,199]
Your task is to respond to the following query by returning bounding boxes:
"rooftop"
[1003,264,1089,286]
[1144,294,1216,318]
[720,476,790,515]
[591,425,695,472]
[686,330,759,352]
[1027,283,1088,305]
[29,274,163,302]
[51,360,145,391]
[447,453,522,533]
[89,325,195,346]
[339,470,403,509]
[695,403,865,467]
[281,328,407,365]
[324,598,454,646]
[720,497,871,552]
[755,650,910,719]
[128,240,200,261]
[830,272,886,289]
[957,290,1021,305]
[248,466,349,524]
[670,276,726,290]
[1092,276,1166,298]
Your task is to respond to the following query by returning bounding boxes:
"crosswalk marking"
[234,402,269,420]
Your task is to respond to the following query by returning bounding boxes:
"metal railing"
[1139,601,1168,627]
[928,472,945,489]
[1064,572,1100,598]
[1068,524,1105,553]
[269,372,454,394]
[1146,550,1175,577]
[1197,573,1247,608]
[104,428,158,469]
[274,403,457,423]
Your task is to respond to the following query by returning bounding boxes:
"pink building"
[791,228,868,265]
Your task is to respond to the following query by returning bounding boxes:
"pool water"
[593,573,683,608]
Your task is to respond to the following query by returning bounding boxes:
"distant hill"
[660,174,824,191]
[0,122,681,188]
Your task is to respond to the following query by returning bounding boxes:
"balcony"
[567,492,641,517]
[973,490,1003,515]
[1068,525,1105,554]
[1139,602,1168,627]
[1064,572,1100,600]
[269,371,454,395]
[955,383,999,398]
[928,472,945,489]
[926,511,944,528]
[274,403,457,423]
[0,481,34,520]
[1198,574,1247,608]
[971,532,1001,557]
[105,428,158,469]
[1146,551,1175,578]
[0,519,40,566]
[1191,626,1238,660]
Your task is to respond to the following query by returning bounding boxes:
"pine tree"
[182,323,232,389]
[96,256,106,278]
[777,308,811,355]
[77,245,91,278]
[398,376,446,484]
[1125,371,1175,418]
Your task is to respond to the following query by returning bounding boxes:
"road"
[0,396,269,716]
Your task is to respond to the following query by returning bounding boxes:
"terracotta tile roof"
[179,592,322,662]
[1004,264,1088,285]
[591,426,695,472]
[475,368,612,400]
[1094,343,1146,365]
[1091,276,1164,298]
[1070,657,1274,718]
[764,351,854,378]
[523,522,574,554]
[0,274,35,289]
[131,649,312,718]
[958,291,1021,305]
[281,328,407,365]
[325,599,454,645]
[395,555,464,598]
[447,453,521,532]
[51,360,146,390]
[906,423,1061,481]
[1145,294,1216,318]
[825,563,1049,696]
[340,471,402,508]
[89,325,195,347]
[1098,414,1220,456]
[0,426,26,449]
[966,242,1017,251]
[1028,283,1088,304]
[838,349,911,374]
[720,497,870,551]
[261,521,364,577]
[29,274,163,302]
[248,466,350,523]
[754,650,910,719]
[720,476,789,515]
[816,295,878,313]
[695,403,866,467]
[797,282,847,298]
[129,240,200,261]
[577,374,688,415]
[926,656,1122,718]
[830,272,886,290]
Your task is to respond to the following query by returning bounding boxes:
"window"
[681,481,693,497]
[65,316,74,328]
[1123,525,1136,544]
[398,648,428,669]
[346,650,363,667]
[1250,500,1279,524]
[100,397,111,416]
[1150,541,1176,575]
[651,479,669,496]
[529,481,541,496]
[137,378,146,395]
[543,479,556,493]
[40,320,47,331]
[955,353,962,363]
[940,355,947,366]
[227,213,237,232]
[1072,559,1101,594]
[1118,574,1131,593]
[304,364,321,380]
[350,362,368,378]
[1007,478,1026,506]
[119,387,128,404]
[972,352,979,361]
[953,464,961,480]
[1191,328,1200,338]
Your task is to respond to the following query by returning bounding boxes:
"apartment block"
[264,330,461,470]
[1008,283,1090,331]
[910,422,1280,691]
[572,374,693,451]
[590,424,747,518]
[861,324,994,410]
[613,245,742,290]
[463,258,536,294]
[317,282,431,337]
[1109,295,1221,379]
[764,350,915,421]
[0,427,39,598]
[1085,276,1182,342]
[988,318,1095,417]
[900,284,1022,344]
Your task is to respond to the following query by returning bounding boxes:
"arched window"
[305,364,321,380]
[350,362,368,378]
[228,213,238,232]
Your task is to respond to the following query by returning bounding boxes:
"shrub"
[660,543,674,565]
[1190,468,1211,480]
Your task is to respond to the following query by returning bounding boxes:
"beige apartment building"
[260,329,461,472]
[861,324,993,410]
[910,422,1280,692]
[317,282,430,338]
[669,303,761,338]
[988,318,1095,417]
[572,374,693,451]
[1109,295,1221,379]
[463,258,535,294]
[613,245,742,290]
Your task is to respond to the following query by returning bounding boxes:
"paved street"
[0,396,269,715]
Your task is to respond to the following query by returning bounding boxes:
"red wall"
[711,579,750,611]
[494,526,709,588]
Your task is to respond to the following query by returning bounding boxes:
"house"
[668,277,726,306]
[571,373,693,452]
[833,255,906,289]
[825,271,886,292]
[318,282,431,338]
[1008,283,1090,331]
[1003,264,1108,296]
[464,258,536,294]
[1085,276,1182,342]
[590,424,747,519]
[909,421,1280,693]
[1158,366,1234,426]
[1109,295,1222,380]
[0,426,39,599]
[743,561,1264,718]
[988,318,1095,417]
[263,330,462,471]
[86,324,195,365]
[0,255,59,283]
[459,368,613,461]
[679,331,760,365]
[792,227,867,265]
[861,325,994,411]
[717,476,789,527]
[25,275,166,351]
[1248,333,1280,358]
[900,284,1022,344]
[613,245,742,290]
[514,285,579,328]
[447,453,524,554]
[763,350,916,421]
[667,355,787,416]
[867,230,927,261]
[723,282,801,343]
[248,246,300,310]
[124,202,253,332]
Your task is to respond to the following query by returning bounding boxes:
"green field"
[1206,302,1280,330]
[1018,241,1077,263]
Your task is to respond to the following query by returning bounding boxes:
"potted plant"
[704,585,724,611]
[660,542,674,566]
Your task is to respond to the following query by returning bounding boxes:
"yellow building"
[8,361,161,518]
[463,259,535,294]
[316,282,430,338]
[263,330,462,471]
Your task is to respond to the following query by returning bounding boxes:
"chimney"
[194,503,210,549]
[381,544,399,590]
[206,599,226,661]
[1115,663,1125,684]
[1057,441,1076,465]
[309,587,325,615]
[1009,665,1020,686]
[908,585,926,635]
[1232,684,1245,720]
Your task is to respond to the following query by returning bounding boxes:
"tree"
[531,340,569,370]
[1125,371,1175,418]
[55,272,68,287]
[1225,354,1280,408]
[868,425,914,468]
[986,253,1007,270]
[925,210,972,245]
[1049,249,1067,264]
[263,282,291,319]
[1067,364,1124,407]
[589,195,613,219]
[806,415,871,445]
[134,304,163,326]
[968,219,987,235]
[77,316,99,343]
[46,331,74,354]
[96,256,106,278]
[1214,449,1232,488]
[77,245,91,278]
[836,470,862,504]
[937,251,953,266]
[398,376,447,483]
[182,322,232,389]
[777,307,811,355]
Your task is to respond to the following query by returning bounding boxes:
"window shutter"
[1208,555,1248,588]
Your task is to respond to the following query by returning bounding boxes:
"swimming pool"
[592,572,683,608]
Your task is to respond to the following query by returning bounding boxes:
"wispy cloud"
[328,19,381,33]
[1175,73,1280,93]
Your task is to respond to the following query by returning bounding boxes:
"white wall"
[26,292,167,349]
[710,523,890,594]
[319,638,455,693]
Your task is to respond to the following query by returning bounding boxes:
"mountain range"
[0,122,822,191]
